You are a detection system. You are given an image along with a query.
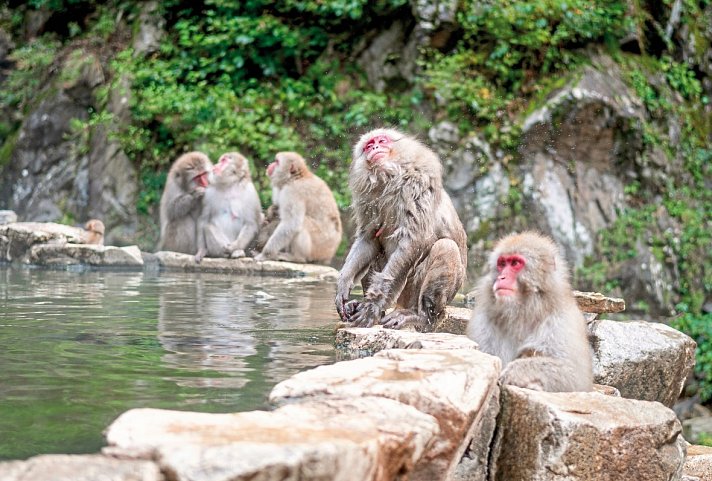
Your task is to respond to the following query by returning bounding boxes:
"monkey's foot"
[381,309,426,330]
[348,301,383,328]
[230,249,246,259]
[194,249,206,264]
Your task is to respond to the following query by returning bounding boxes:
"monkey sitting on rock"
[467,231,593,392]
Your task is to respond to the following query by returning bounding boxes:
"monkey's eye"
[496,258,506,271]
[510,259,521,267]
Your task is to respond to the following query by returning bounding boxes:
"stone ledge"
[154,251,339,280]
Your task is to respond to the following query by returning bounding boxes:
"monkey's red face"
[494,255,526,298]
[266,156,281,177]
[213,155,231,176]
[363,134,392,163]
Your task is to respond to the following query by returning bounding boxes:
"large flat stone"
[29,244,143,267]
[270,348,501,481]
[491,386,686,481]
[591,319,696,407]
[154,251,338,280]
[0,454,161,481]
[105,397,439,481]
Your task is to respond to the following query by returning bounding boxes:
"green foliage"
[0,36,60,115]
[672,310,712,402]
[457,0,630,90]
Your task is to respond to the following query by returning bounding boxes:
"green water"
[0,266,338,461]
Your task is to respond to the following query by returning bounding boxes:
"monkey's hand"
[230,249,246,259]
[254,252,266,262]
[348,301,382,328]
[381,309,424,331]
[195,248,206,264]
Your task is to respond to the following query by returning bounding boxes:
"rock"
[518,60,646,267]
[572,290,626,313]
[433,306,470,335]
[0,51,103,225]
[683,417,712,444]
[133,1,165,56]
[154,251,339,280]
[490,386,686,481]
[0,210,17,224]
[0,222,142,267]
[29,244,144,267]
[0,222,86,261]
[356,18,418,92]
[105,398,440,481]
[591,319,696,407]
[270,348,501,481]
[0,454,161,481]
[684,445,712,481]
[335,325,479,355]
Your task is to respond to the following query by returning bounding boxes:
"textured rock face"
[0,454,161,481]
[518,63,645,267]
[490,386,687,481]
[591,319,697,407]
[683,445,712,481]
[0,46,138,246]
[106,399,440,481]
[270,348,501,481]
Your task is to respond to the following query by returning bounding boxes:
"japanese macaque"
[255,152,342,264]
[82,219,104,245]
[195,151,262,263]
[467,231,593,392]
[335,128,468,331]
[158,151,212,254]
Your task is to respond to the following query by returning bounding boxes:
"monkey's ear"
[290,163,297,174]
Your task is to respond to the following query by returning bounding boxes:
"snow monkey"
[255,152,342,264]
[335,128,468,331]
[195,151,263,263]
[467,231,593,392]
[82,219,104,245]
[158,151,212,254]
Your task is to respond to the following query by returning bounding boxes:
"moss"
[0,130,19,167]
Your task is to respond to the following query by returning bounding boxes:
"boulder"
[0,454,161,481]
[154,251,339,280]
[105,398,439,481]
[684,445,712,481]
[0,210,17,225]
[270,348,501,481]
[490,386,686,481]
[0,222,142,267]
[591,319,696,407]
[0,222,87,262]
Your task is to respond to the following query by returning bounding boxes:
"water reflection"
[0,266,338,460]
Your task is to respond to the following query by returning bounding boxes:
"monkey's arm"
[349,239,427,327]
[167,189,203,221]
[258,199,305,258]
[194,215,209,263]
[335,235,380,321]
[500,356,589,392]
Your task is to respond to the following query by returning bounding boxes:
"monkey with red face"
[467,231,593,392]
[255,152,342,264]
[158,151,212,254]
[336,128,468,331]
